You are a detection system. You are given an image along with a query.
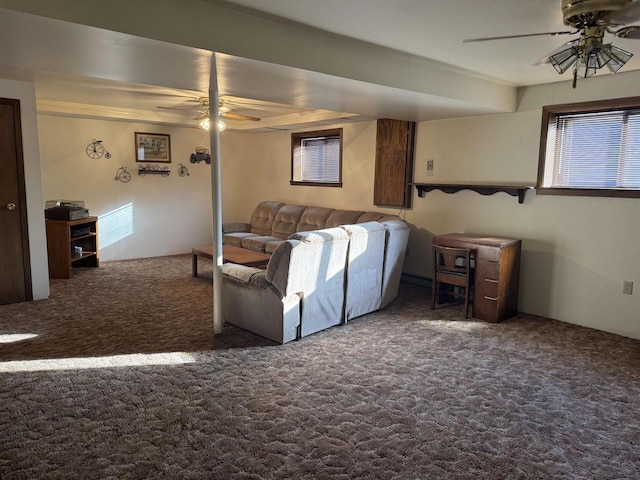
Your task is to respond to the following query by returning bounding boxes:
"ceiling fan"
[464,0,640,87]
[158,96,261,131]
[192,97,261,132]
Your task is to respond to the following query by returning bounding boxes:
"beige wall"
[37,115,215,261]
[219,121,403,221]
[404,72,640,340]
[21,69,640,340]
[220,74,640,340]
[0,79,49,300]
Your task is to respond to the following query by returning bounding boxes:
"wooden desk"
[432,234,521,323]
[192,245,271,277]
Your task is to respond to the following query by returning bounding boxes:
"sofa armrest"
[222,222,251,234]
[221,263,269,286]
[221,263,300,344]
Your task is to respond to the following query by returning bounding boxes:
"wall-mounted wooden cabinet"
[374,118,416,209]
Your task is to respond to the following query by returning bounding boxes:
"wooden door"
[0,98,32,304]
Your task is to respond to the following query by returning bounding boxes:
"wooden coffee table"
[192,245,271,277]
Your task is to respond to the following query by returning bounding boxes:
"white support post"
[209,58,224,335]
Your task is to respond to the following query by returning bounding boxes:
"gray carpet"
[1,254,639,479]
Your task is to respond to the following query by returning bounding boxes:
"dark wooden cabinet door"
[374,119,415,208]
[0,98,32,304]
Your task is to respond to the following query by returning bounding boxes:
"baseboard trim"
[401,273,432,288]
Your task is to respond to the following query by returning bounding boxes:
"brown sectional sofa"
[222,201,403,254]
[220,201,411,343]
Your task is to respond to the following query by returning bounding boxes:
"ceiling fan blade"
[613,25,640,38]
[463,31,575,43]
[222,112,261,122]
[157,105,199,111]
[533,40,579,66]
[609,0,640,24]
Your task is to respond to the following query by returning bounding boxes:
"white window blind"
[299,136,339,182]
[551,109,640,189]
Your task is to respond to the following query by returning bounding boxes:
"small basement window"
[538,96,640,198]
[291,128,342,187]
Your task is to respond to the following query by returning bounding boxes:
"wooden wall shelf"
[413,183,535,204]
[138,165,170,177]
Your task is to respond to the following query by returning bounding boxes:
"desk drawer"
[476,259,500,281]
[474,293,499,322]
[476,276,499,299]
[474,246,501,262]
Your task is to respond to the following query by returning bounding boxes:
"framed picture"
[135,132,171,163]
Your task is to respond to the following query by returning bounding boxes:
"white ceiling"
[224,0,640,86]
[2,0,640,132]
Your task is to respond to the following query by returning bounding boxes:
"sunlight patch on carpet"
[0,351,198,373]
[0,333,38,344]
[416,320,489,332]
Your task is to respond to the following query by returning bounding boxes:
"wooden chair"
[431,245,474,318]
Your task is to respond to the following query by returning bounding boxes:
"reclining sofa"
[221,201,410,343]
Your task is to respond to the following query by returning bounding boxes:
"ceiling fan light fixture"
[605,44,633,73]
[549,46,580,73]
[590,45,614,70]
[198,116,211,131]
[197,116,226,132]
[575,56,599,78]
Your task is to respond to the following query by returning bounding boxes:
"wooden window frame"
[537,96,640,198]
[290,128,343,187]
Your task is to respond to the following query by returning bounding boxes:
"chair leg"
[431,280,437,310]
[464,286,469,318]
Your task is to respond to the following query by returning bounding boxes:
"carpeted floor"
[0,254,639,479]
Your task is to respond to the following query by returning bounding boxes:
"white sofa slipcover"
[221,228,350,343]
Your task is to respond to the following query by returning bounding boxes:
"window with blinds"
[291,128,342,187]
[538,97,640,198]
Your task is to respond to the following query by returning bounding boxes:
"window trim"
[290,128,343,187]
[537,96,640,198]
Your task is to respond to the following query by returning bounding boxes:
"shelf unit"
[45,216,99,278]
[413,183,535,204]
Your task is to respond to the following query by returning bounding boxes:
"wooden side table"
[432,233,521,322]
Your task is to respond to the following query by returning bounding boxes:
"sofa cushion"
[250,201,285,236]
[265,239,285,254]
[267,227,350,338]
[297,207,334,232]
[223,232,259,247]
[341,222,386,320]
[325,209,365,228]
[241,236,280,253]
[271,204,307,239]
[267,227,350,295]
